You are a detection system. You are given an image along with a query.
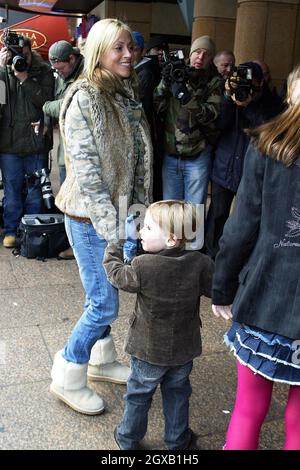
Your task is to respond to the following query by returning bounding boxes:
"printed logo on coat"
[274,207,300,248]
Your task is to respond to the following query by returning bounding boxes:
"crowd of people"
[0,17,299,451]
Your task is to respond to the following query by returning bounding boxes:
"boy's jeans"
[116,357,193,450]
[63,216,119,364]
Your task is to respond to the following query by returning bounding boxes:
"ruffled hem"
[224,322,300,385]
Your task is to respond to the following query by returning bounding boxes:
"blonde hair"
[83,18,137,96]
[247,63,300,166]
[147,200,198,247]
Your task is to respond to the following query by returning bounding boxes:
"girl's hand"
[212,304,233,320]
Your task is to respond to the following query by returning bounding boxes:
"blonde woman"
[50,19,152,415]
[212,64,300,450]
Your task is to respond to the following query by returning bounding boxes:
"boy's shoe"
[114,426,143,450]
[184,430,199,450]
[3,235,16,248]
[114,427,122,450]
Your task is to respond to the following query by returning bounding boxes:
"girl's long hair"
[83,18,138,98]
[247,64,300,166]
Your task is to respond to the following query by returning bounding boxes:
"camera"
[228,65,253,102]
[162,50,209,104]
[2,29,28,72]
[163,50,187,83]
[25,168,54,210]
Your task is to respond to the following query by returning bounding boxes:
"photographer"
[132,32,163,200]
[43,40,84,186]
[205,61,283,259]
[0,33,54,248]
[154,36,221,207]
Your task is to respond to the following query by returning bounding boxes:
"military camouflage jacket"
[154,66,221,156]
[55,78,153,243]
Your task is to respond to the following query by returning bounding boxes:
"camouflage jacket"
[55,78,153,243]
[154,66,221,156]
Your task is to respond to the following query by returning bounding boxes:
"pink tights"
[225,361,300,450]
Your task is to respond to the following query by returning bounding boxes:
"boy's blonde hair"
[147,200,198,247]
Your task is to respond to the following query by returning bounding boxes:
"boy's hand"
[212,304,233,320]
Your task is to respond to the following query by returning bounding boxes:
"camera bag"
[14,214,69,260]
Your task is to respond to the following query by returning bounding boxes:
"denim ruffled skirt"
[225,322,300,385]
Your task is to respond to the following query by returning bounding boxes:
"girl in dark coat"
[212,64,300,450]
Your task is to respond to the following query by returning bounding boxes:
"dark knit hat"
[49,40,80,63]
[146,35,168,53]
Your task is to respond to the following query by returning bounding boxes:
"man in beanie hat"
[43,40,84,186]
[48,40,81,64]
[205,61,283,258]
[189,35,215,62]
[43,40,84,259]
[154,35,221,217]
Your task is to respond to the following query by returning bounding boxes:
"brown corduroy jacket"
[103,244,214,366]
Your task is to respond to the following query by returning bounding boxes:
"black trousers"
[205,182,235,259]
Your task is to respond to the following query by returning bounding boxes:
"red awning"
[0,15,72,60]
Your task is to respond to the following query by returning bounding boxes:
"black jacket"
[212,86,282,192]
[0,51,54,155]
[212,143,300,339]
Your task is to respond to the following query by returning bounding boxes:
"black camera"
[25,168,54,210]
[228,65,253,102]
[2,29,28,72]
[162,50,209,104]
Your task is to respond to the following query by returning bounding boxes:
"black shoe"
[114,426,143,450]
[114,426,122,450]
[185,430,199,450]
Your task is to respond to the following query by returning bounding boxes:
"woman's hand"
[212,304,233,320]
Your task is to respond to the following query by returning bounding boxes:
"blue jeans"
[116,357,193,450]
[0,153,48,235]
[162,145,212,205]
[63,216,119,364]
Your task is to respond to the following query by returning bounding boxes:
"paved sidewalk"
[0,141,288,450]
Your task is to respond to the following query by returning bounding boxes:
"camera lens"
[12,55,27,73]
[235,85,250,102]
[39,172,54,210]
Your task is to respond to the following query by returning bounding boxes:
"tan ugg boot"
[87,335,130,384]
[50,350,105,415]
